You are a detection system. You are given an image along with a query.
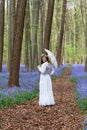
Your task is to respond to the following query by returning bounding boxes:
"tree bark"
[25,0,32,71]
[38,0,44,63]
[80,0,87,71]
[43,0,55,49]
[7,0,15,72]
[56,0,62,58]
[85,13,87,71]
[8,0,27,87]
[31,0,40,69]
[0,0,5,71]
[56,0,67,66]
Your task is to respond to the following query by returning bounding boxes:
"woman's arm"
[49,64,55,75]
[37,63,47,74]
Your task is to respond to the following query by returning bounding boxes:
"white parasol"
[44,48,58,68]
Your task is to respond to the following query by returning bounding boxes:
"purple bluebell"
[71,64,87,99]
[0,64,65,98]
[71,64,87,130]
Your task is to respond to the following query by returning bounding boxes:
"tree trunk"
[0,0,5,71]
[55,0,61,58]
[80,0,87,71]
[7,0,15,72]
[38,0,44,63]
[8,0,27,87]
[85,13,87,71]
[25,0,32,71]
[56,0,67,66]
[44,0,55,49]
[31,0,40,69]
[7,0,9,16]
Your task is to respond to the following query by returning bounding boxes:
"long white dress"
[38,61,55,106]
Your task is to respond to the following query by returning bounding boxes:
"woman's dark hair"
[41,54,49,64]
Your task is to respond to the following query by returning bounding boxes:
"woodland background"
[0,0,87,87]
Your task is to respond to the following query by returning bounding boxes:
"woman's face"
[42,56,47,63]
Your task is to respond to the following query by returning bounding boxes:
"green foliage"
[65,44,85,62]
[70,77,78,83]
[3,0,86,64]
[65,44,75,61]
[74,88,87,113]
[0,89,38,109]
[77,98,87,112]
[76,45,85,60]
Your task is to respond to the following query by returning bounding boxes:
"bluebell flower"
[0,64,65,98]
[71,64,87,99]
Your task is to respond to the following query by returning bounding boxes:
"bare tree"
[25,0,32,71]
[8,0,15,71]
[44,0,55,49]
[80,0,87,71]
[38,0,45,62]
[0,0,5,71]
[56,0,67,66]
[84,10,87,71]
[8,0,27,87]
[31,0,40,69]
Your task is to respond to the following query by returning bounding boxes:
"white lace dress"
[37,62,55,106]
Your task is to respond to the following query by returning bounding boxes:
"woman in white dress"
[37,54,55,106]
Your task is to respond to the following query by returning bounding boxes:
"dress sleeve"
[37,63,47,74]
[50,64,55,75]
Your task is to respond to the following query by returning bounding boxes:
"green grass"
[77,98,87,112]
[69,77,78,83]
[0,67,66,110]
[70,75,87,83]
[52,75,62,80]
[0,89,38,110]
[73,88,86,111]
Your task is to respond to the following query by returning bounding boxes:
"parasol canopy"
[44,48,58,68]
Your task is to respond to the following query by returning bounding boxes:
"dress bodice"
[38,62,55,75]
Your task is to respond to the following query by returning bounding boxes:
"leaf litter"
[0,67,84,130]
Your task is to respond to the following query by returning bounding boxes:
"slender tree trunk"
[7,0,9,16]
[44,0,55,49]
[0,0,5,71]
[56,0,67,66]
[25,0,32,71]
[80,0,87,71]
[73,14,76,64]
[85,12,87,71]
[56,0,61,51]
[31,0,40,69]
[25,21,29,71]
[43,0,47,38]
[8,0,27,87]
[64,32,67,63]
[75,9,80,64]
[38,0,44,63]
[7,0,15,71]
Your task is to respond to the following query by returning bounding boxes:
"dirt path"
[0,67,84,130]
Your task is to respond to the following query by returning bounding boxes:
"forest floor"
[0,67,84,130]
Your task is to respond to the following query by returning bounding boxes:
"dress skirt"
[39,73,55,106]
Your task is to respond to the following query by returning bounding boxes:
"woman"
[37,54,55,106]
